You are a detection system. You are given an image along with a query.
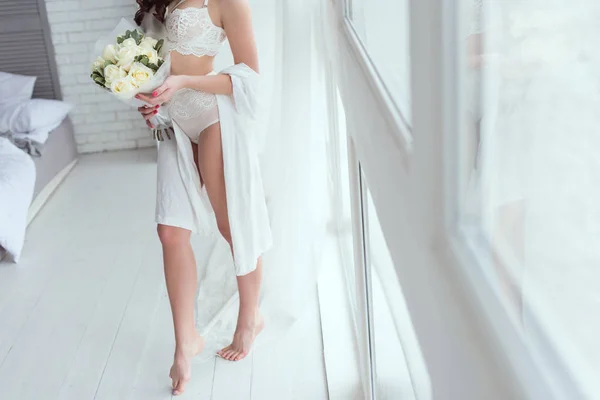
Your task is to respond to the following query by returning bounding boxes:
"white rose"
[103,44,118,63]
[128,62,154,87]
[121,37,138,48]
[116,46,138,71]
[139,36,158,50]
[136,47,159,65]
[103,64,127,86]
[91,56,105,72]
[110,76,137,98]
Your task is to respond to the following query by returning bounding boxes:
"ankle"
[238,304,259,316]
[237,308,260,327]
[175,332,202,356]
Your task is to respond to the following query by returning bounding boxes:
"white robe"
[156,64,272,277]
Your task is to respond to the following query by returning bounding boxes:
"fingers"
[152,83,168,98]
[143,110,158,120]
[136,86,171,106]
[137,105,158,115]
[136,83,165,105]
[152,92,170,105]
[138,105,159,129]
[136,92,155,104]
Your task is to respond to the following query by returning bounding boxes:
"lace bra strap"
[171,0,187,11]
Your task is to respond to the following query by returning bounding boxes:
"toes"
[220,347,233,360]
[218,346,232,357]
[218,345,251,362]
[170,372,176,389]
[173,376,188,396]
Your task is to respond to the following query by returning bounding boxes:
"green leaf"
[139,55,149,66]
[133,30,143,45]
[116,35,124,44]
[134,55,143,62]
[147,63,158,71]
[157,59,164,68]
[103,60,114,69]
[154,39,164,53]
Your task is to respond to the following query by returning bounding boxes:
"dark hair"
[134,0,171,26]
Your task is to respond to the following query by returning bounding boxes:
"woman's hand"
[138,104,160,129]
[136,75,187,106]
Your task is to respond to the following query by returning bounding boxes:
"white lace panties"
[167,87,219,143]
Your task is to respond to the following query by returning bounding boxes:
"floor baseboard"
[28,159,78,226]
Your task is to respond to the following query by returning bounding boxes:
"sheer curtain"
[192,0,331,359]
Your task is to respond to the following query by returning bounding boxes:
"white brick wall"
[45,0,154,153]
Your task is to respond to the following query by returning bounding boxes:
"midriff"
[170,51,216,76]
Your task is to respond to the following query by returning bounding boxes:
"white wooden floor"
[0,149,329,400]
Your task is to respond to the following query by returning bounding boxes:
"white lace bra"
[164,0,227,57]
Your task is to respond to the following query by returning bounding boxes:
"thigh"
[197,123,228,223]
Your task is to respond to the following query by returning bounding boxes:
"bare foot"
[170,333,205,396]
[217,312,264,361]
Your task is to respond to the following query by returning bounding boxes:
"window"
[326,85,429,399]
[330,88,358,315]
[347,0,412,122]
[362,172,429,399]
[456,0,600,394]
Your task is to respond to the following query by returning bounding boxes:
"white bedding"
[0,137,36,262]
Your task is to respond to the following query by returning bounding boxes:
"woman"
[134,0,271,395]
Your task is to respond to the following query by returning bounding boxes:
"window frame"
[442,0,589,398]
[341,0,413,157]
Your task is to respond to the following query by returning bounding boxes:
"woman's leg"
[196,122,264,362]
[221,259,264,361]
[157,224,204,395]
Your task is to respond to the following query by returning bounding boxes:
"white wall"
[44,0,155,153]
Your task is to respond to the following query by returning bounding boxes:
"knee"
[157,224,189,247]
[216,219,232,244]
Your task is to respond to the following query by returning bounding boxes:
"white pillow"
[0,99,72,136]
[0,72,36,106]
[10,119,65,145]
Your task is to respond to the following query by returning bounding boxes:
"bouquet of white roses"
[90,19,173,139]
[90,18,170,100]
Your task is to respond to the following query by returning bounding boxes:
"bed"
[0,0,78,262]
[29,118,78,223]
